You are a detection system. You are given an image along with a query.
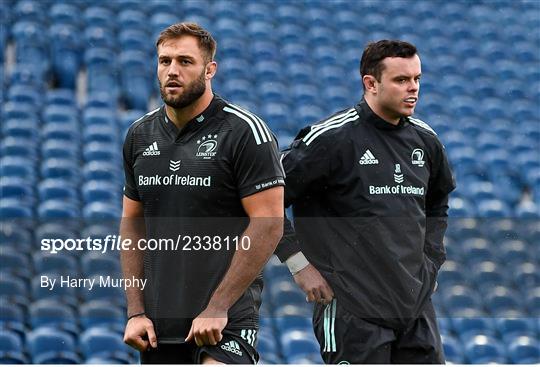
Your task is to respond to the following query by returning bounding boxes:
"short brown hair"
[156,22,217,63]
[360,40,417,85]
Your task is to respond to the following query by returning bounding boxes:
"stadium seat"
[117,10,148,33]
[483,286,522,316]
[29,299,78,331]
[42,122,81,142]
[41,139,79,160]
[280,330,320,360]
[0,329,23,352]
[0,198,33,220]
[81,252,121,277]
[37,200,80,219]
[442,285,482,315]
[27,326,80,364]
[8,84,42,106]
[83,202,122,220]
[496,318,538,343]
[49,24,80,89]
[507,336,540,364]
[0,176,35,204]
[31,274,78,309]
[452,317,496,341]
[49,3,80,26]
[464,334,507,363]
[2,119,39,141]
[83,142,121,163]
[0,247,30,274]
[513,262,540,292]
[79,326,134,363]
[462,237,494,265]
[526,287,540,316]
[471,261,506,290]
[441,334,464,364]
[80,300,124,329]
[0,301,24,324]
[33,252,79,276]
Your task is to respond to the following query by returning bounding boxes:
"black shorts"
[140,329,259,364]
[313,298,445,364]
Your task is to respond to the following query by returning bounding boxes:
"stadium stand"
[0,0,539,364]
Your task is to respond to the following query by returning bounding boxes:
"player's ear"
[205,61,217,80]
[363,75,377,94]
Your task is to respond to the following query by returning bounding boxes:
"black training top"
[279,99,455,329]
[123,95,284,341]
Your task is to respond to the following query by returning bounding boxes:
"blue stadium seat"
[43,105,78,125]
[0,351,28,364]
[83,124,118,144]
[526,287,540,316]
[83,107,116,127]
[80,171,118,198]
[118,29,151,55]
[80,300,124,329]
[0,273,29,305]
[79,326,134,363]
[2,122,39,148]
[442,285,482,315]
[448,197,476,218]
[0,301,24,324]
[84,6,114,30]
[37,199,80,219]
[269,280,306,307]
[0,224,32,250]
[496,318,538,343]
[82,161,122,184]
[81,252,121,277]
[33,252,79,276]
[512,262,540,292]
[83,142,121,163]
[0,329,23,352]
[0,176,35,204]
[437,260,467,288]
[12,21,49,74]
[84,48,118,96]
[0,198,33,220]
[119,50,151,110]
[49,2,80,26]
[0,136,38,160]
[49,24,81,89]
[46,89,76,107]
[280,330,320,361]
[42,122,81,142]
[484,286,522,316]
[464,334,507,363]
[40,138,79,160]
[31,274,78,309]
[27,326,80,364]
[452,317,496,341]
[118,9,148,32]
[83,202,122,221]
[462,237,494,265]
[29,299,78,331]
[14,0,45,23]
[256,330,278,355]
[471,261,507,290]
[7,84,42,106]
[507,336,540,363]
[0,247,30,274]
[37,178,79,203]
[441,334,464,364]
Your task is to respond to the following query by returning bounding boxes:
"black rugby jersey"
[280,99,455,329]
[122,95,284,341]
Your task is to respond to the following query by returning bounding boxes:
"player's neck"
[165,89,214,130]
[364,96,400,125]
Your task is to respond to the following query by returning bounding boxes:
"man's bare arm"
[186,186,284,346]
[120,195,157,351]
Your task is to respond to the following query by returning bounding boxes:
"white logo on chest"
[196,134,218,159]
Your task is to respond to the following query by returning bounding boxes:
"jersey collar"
[160,95,223,139]
[357,98,409,130]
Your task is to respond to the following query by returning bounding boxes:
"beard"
[159,70,206,109]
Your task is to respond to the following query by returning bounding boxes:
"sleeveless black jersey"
[123,95,284,341]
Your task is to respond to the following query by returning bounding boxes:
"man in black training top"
[120,23,284,364]
[276,40,455,363]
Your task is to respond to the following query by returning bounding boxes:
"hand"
[185,306,228,346]
[123,315,158,351]
[293,264,334,304]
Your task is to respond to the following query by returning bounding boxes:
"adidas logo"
[142,142,160,156]
[220,340,243,356]
[359,149,379,165]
